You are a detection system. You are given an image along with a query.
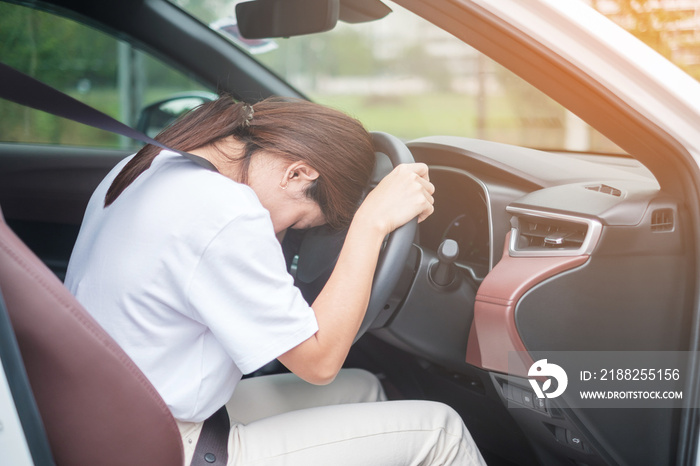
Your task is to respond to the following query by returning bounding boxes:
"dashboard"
[288,134,689,466]
[372,136,691,466]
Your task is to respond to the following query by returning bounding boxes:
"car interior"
[1,0,699,465]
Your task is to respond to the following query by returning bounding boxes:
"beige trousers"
[177,368,485,466]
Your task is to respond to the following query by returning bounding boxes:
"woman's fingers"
[410,161,430,181]
[357,163,436,235]
[399,163,435,224]
[417,197,435,224]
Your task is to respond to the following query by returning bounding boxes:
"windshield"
[171,0,628,154]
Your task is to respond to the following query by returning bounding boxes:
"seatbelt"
[0,61,230,464]
[191,405,231,466]
[0,62,217,172]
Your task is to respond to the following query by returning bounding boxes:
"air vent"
[507,206,603,257]
[516,217,587,250]
[585,184,622,197]
[651,208,674,232]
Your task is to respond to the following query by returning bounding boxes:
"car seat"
[0,204,184,465]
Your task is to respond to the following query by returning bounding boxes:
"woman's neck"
[189,137,246,182]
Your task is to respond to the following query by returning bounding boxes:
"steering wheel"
[355,131,417,339]
[290,131,417,341]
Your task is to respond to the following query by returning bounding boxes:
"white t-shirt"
[65,150,319,422]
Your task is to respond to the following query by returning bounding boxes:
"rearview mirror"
[236,0,339,39]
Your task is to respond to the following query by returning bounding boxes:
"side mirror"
[236,0,339,39]
[136,92,217,137]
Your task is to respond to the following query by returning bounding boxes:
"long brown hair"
[105,96,376,230]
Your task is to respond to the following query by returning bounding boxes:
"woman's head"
[106,96,376,230]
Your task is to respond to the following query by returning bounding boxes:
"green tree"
[0,3,117,87]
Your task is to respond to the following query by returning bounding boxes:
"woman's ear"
[281,161,319,189]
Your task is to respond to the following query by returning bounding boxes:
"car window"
[0,2,213,149]
[170,0,624,154]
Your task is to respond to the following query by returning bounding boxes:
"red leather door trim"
[466,233,588,376]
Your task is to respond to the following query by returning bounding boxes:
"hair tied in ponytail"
[242,103,254,127]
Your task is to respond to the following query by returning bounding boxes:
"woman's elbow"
[301,359,342,385]
[278,346,343,385]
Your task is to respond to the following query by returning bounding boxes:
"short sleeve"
[186,208,319,374]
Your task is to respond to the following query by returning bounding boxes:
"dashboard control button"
[535,397,547,412]
[502,383,512,400]
[566,430,585,451]
[511,386,525,405]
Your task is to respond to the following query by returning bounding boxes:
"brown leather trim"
[466,233,588,376]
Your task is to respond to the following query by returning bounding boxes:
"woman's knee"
[410,401,484,465]
[432,401,468,434]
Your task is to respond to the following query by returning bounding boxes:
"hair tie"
[242,103,254,127]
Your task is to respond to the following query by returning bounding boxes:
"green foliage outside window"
[0,3,210,148]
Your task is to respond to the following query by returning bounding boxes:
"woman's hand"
[356,163,435,236]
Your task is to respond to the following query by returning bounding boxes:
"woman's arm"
[278,163,434,384]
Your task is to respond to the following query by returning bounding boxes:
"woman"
[65,96,485,465]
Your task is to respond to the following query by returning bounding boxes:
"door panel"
[0,144,128,279]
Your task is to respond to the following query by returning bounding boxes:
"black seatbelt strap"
[0,62,230,465]
[190,405,231,466]
[0,62,217,172]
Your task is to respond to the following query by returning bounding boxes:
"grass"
[314,92,513,140]
[310,91,575,150]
